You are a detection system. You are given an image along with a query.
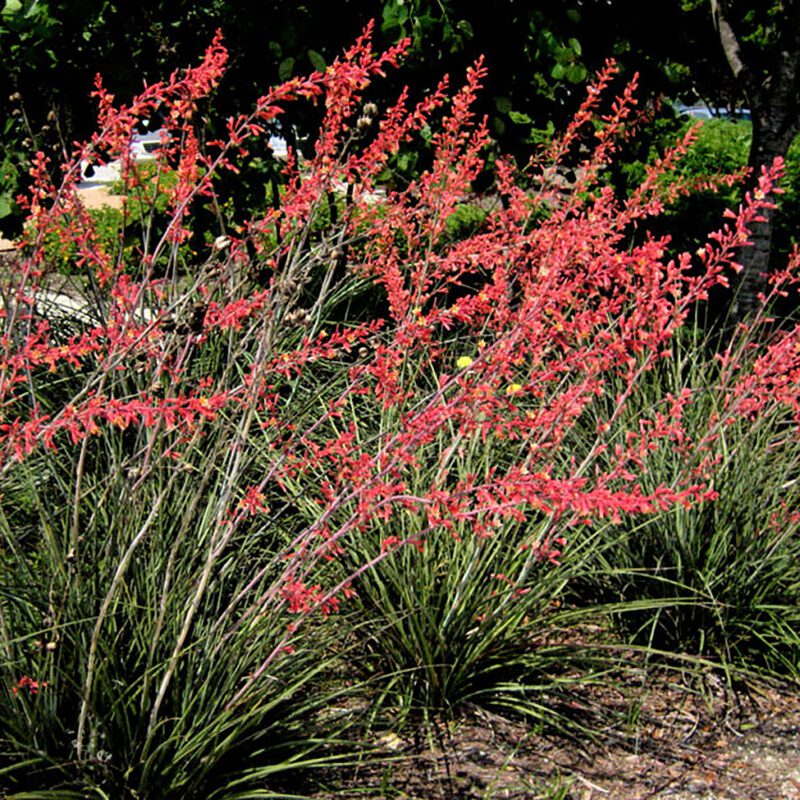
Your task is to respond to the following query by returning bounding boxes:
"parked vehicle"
[672,102,751,122]
[79,129,169,186]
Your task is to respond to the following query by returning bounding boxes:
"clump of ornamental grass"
[2,20,800,799]
[334,445,615,734]
[571,307,800,677]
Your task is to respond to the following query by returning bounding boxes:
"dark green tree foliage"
[0,0,380,232]
[1,1,611,231]
[1,0,61,222]
[380,2,589,144]
[2,0,798,317]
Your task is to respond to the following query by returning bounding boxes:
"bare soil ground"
[76,185,124,210]
[314,673,800,799]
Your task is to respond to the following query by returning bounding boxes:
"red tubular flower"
[12,675,47,696]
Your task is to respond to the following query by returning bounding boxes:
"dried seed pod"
[286,308,312,327]
[276,278,299,299]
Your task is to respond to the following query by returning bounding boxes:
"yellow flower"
[505,383,523,396]
[456,356,474,369]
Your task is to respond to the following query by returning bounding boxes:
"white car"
[78,129,169,188]
[673,103,751,122]
[78,126,290,188]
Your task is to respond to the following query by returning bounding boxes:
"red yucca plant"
[1,22,800,797]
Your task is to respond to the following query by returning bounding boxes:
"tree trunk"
[733,102,798,320]
[710,0,800,321]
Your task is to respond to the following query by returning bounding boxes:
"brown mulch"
[312,673,800,799]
